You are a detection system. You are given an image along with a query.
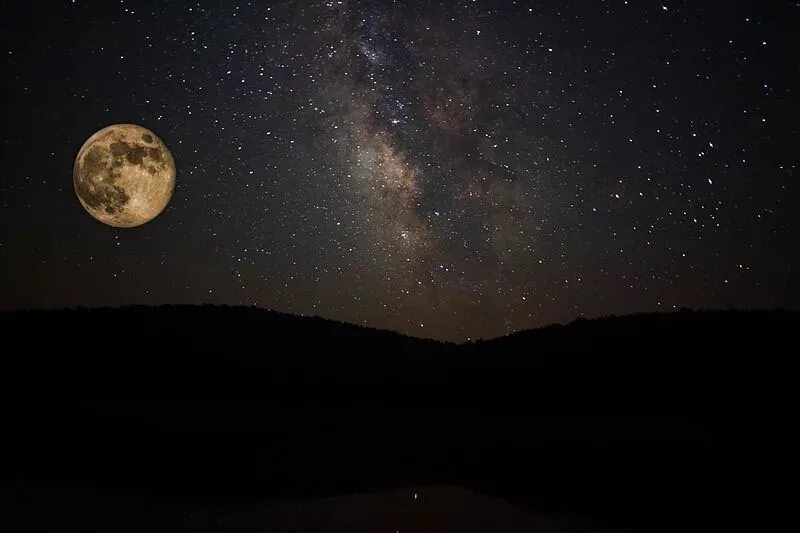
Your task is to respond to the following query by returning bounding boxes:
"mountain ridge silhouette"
[4,302,797,343]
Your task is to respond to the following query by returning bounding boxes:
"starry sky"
[1,0,798,341]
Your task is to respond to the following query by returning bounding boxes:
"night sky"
[1,1,797,341]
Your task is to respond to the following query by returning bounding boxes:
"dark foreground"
[5,306,800,531]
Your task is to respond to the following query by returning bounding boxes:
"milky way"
[308,1,561,337]
[1,0,798,340]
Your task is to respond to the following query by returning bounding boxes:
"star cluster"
[1,0,797,340]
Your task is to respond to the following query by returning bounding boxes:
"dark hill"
[5,307,800,532]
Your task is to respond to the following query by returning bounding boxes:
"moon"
[73,124,176,227]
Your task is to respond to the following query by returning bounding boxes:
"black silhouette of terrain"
[5,306,800,531]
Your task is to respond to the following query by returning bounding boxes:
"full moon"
[73,124,176,227]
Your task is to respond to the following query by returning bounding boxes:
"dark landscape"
[5,307,800,531]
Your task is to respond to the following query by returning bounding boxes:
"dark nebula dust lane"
[1,1,798,340]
